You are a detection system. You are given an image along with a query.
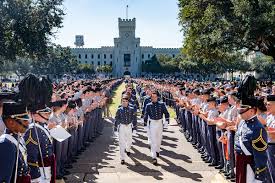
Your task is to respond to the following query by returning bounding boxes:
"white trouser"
[39,167,51,183]
[119,124,133,160]
[147,125,151,145]
[149,119,163,159]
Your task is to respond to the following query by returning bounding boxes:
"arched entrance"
[124,71,131,76]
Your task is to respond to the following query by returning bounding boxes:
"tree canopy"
[96,65,113,73]
[0,45,78,78]
[142,54,180,73]
[0,0,65,61]
[178,0,275,61]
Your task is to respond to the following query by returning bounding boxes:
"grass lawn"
[168,107,176,119]
[109,83,126,117]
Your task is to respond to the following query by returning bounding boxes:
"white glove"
[163,121,169,128]
[114,131,119,137]
[132,130,138,137]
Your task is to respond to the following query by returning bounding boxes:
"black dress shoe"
[125,150,131,156]
[208,162,218,167]
[215,165,223,169]
[152,158,158,166]
[202,157,210,161]
[230,177,236,182]
[121,160,125,165]
[205,159,212,163]
[201,154,207,158]
[156,152,160,157]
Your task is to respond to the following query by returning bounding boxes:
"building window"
[173,54,175,58]
[142,54,144,59]
[91,54,94,59]
[104,61,106,65]
[124,54,131,67]
[78,54,81,59]
[104,54,106,59]
[110,54,112,59]
[92,61,94,65]
[136,44,137,47]
[85,61,87,64]
[110,61,113,66]
[136,58,137,62]
[79,61,81,64]
[85,54,87,59]
[148,54,150,59]
[117,58,118,63]
[117,44,118,47]
[98,61,100,66]
[98,54,100,59]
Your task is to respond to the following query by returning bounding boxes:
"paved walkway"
[64,118,228,183]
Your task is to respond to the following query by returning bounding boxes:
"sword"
[14,134,20,183]
[32,115,47,179]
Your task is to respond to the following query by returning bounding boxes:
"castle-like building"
[71,18,180,77]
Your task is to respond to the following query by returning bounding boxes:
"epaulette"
[252,128,268,151]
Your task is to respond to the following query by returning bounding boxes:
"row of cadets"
[264,95,275,182]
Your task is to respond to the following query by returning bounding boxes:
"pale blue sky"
[53,0,183,48]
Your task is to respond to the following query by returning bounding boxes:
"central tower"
[114,18,141,77]
[118,18,136,39]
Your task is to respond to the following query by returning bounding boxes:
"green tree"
[96,65,113,73]
[77,64,95,75]
[251,55,274,80]
[32,45,78,76]
[0,0,65,61]
[142,55,162,73]
[178,0,275,61]
[11,58,32,78]
[142,54,181,73]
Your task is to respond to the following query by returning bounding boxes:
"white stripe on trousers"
[119,124,133,160]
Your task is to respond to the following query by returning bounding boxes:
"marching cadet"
[265,95,275,182]
[142,87,152,145]
[235,97,268,183]
[0,102,31,183]
[114,94,137,165]
[144,90,170,165]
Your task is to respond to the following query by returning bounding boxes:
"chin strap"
[38,113,49,121]
[15,119,29,129]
